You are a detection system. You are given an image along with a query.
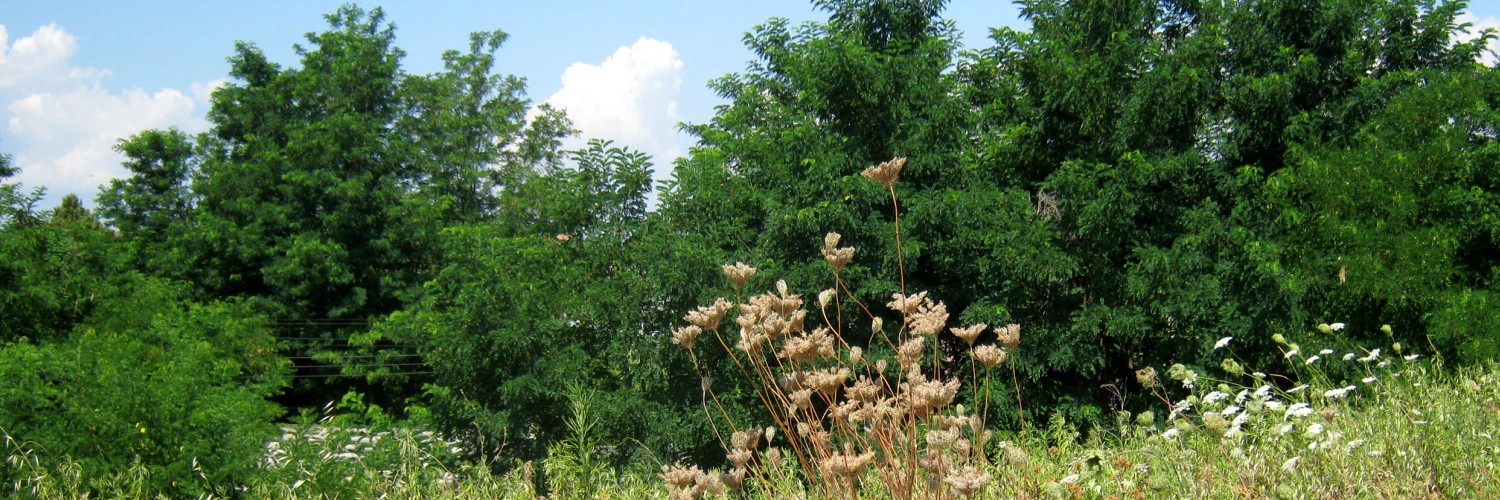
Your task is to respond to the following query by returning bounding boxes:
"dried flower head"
[730,428,762,450]
[897,336,926,370]
[806,366,851,395]
[790,389,815,410]
[908,300,949,336]
[726,448,753,468]
[672,325,702,350]
[995,323,1021,349]
[720,468,746,490]
[779,327,837,362]
[1136,367,1158,388]
[848,346,864,364]
[973,344,1006,369]
[848,377,883,402]
[822,232,856,272]
[684,298,732,330]
[887,291,929,315]
[906,375,962,416]
[945,464,992,496]
[722,262,757,290]
[861,156,906,187]
[660,463,701,489]
[818,288,837,309]
[951,323,987,345]
[821,442,876,477]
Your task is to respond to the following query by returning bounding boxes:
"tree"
[96,129,199,279]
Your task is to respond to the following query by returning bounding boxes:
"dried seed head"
[848,377,883,403]
[695,471,724,497]
[871,316,885,333]
[730,428,762,450]
[726,447,753,468]
[908,300,949,336]
[1136,367,1158,388]
[806,367,851,395]
[897,336,927,370]
[944,464,992,496]
[861,156,906,187]
[822,232,856,272]
[887,291,929,315]
[821,442,876,477]
[672,325,702,350]
[973,344,1006,369]
[818,288,836,309]
[720,468,746,490]
[848,346,864,364]
[722,262,757,290]
[996,323,1021,349]
[790,389,815,410]
[779,327,837,362]
[684,298,732,330]
[951,323,987,345]
[660,463,701,489]
[906,376,962,416]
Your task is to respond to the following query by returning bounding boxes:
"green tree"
[96,128,199,280]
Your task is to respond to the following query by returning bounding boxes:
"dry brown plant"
[667,157,1023,499]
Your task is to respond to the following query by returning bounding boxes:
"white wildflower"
[1378,359,1391,367]
[1204,391,1229,404]
[1275,423,1295,436]
[1359,349,1381,363]
[1162,428,1181,439]
[1254,385,1273,398]
[1287,403,1314,418]
[1319,348,1334,355]
[1346,439,1365,452]
[1404,354,1420,361]
[1282,456,1301,472]
[1287,384,1309,394]
[1061,473,1080,484]
[1253,371,1267,378]
[1215,337,1233,349]
[1305,355,1321,365]
[1264,400,1284,410]
[1235,389,1249,403]
[1323,385,1356,398]
[1222,406,1242,416]
[1306,423,1324,436]
[1330,323,1345,331]
[1362,376,1377,384]
[1284,348,1300,359]
[1342,352,1356,360]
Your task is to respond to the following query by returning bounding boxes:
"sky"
[2,1,1497,209]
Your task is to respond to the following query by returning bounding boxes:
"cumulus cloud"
[1457,13,1500,66]
[540,37,687,191]
[1,23,213,207]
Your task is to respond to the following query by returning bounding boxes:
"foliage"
[0,284,288,496]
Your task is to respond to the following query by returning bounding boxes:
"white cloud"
[1,23,213,207]
[540,37,687,193]
[1457,13,1500,66]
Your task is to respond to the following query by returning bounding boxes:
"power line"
[287,372,434,379]
[284,353,422,360]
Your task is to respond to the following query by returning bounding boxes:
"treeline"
[2,0,1498,495]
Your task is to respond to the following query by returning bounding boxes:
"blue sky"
[2,1,1496,208]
